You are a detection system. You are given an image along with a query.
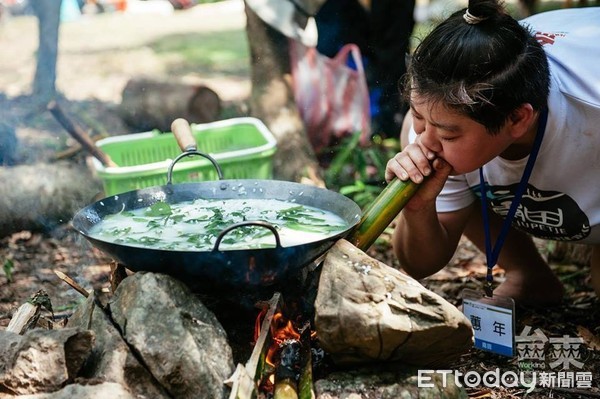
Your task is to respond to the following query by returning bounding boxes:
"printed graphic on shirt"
[476,183,591,241]
[534,31,566,46]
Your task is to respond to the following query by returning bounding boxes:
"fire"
[252,296,318,397]
[266,313,302,367]
[254,310,302,367]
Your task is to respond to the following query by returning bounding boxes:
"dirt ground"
[1,2,599,398]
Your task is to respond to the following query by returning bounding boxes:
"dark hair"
[403,0,550,133]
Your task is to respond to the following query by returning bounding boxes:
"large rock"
[0,328,93,395]
[314,240,473,367]
[67,294,170,399]
[109,272,235,399]
[13,382,136,399]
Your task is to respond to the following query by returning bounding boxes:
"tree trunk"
[243,2,322,183]
[32,0,62,102]
[0,162,102,238]
[119,78,222,132]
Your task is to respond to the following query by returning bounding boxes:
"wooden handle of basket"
[171,118,197,152]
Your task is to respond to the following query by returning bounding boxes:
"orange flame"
[254,311,303,367]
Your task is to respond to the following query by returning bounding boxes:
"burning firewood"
[274,339,301,399]
[227,293,316,399]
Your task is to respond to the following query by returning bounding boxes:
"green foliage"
[3,258,14,283]
[324,132,401,209]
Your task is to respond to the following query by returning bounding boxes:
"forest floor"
[0,1,599,398]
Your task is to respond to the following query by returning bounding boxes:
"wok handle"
[171,118,197,152]
[167,151,224,184]
[167,118,224,183]
[213,221,282,251]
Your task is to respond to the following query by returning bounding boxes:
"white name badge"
[462,288,515,357]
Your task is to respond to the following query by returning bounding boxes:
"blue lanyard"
[478,109,548,297]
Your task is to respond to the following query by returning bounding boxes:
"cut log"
[0,161,102,238]
[119,77,222,132]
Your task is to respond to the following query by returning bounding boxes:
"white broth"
[88,198,349,251]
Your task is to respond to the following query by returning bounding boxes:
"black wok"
[72,122,361,291]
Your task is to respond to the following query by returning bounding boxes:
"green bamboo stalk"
[297,344,313,399]
[298,323,314,399]
[273,381,299,399]
[347,178,420,251]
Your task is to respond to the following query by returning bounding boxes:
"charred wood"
[274,339,301,399]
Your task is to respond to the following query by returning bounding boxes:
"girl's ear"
[508,103,536,139]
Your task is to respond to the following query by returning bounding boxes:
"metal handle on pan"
[167,118,224,184]
[213,221,282,251]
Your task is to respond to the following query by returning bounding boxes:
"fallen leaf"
[577,325,600,351]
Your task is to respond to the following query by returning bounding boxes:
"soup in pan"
[88,198,350,251]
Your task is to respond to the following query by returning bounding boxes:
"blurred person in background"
[315,0,416,139]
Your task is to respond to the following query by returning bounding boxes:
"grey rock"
[109,272,235,399]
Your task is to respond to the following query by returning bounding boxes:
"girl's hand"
[385,139,452,210]
[385,139,433,184]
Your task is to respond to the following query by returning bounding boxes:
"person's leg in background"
[367,0,416,138]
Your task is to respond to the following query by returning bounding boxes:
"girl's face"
[410,95,517,175]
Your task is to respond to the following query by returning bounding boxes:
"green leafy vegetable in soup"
[89,198,349,251]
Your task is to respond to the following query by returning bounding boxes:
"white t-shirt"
[429,8,600,244]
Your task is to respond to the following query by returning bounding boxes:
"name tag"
[462,288,515,357]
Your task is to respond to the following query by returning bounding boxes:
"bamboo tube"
[347,178,419,251]
[298,324,314,399]
[274,381,299,399]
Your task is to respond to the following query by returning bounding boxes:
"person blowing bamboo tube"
[386,0,600,306]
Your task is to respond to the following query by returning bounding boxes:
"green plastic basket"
[92,117,277,196]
